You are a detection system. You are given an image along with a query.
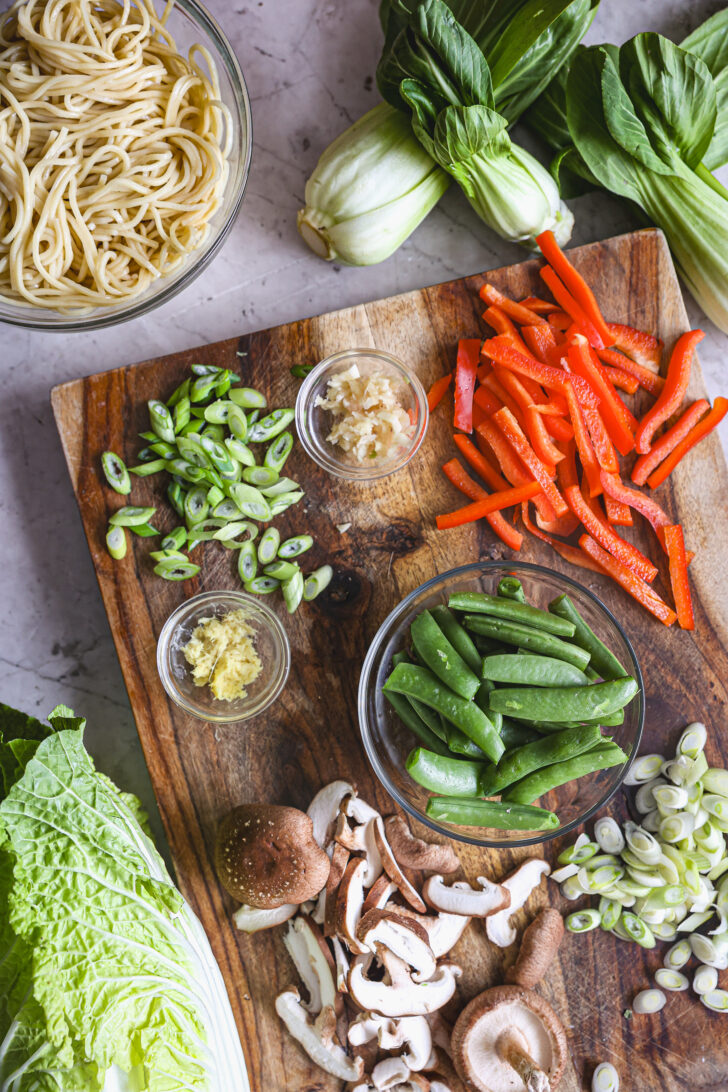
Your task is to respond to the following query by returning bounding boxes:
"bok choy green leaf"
[377,0,574,246]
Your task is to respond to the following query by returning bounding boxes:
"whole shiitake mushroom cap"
[215,804,330,908]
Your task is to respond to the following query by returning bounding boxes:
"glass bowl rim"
[156,589,291,723]
[358,559,645,849]
[0,0,253,333]
[295,347,430,482]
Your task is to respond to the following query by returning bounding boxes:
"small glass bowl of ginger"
[157,591,290,723]
[295,348,429,482]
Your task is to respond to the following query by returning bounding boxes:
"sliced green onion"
[129,458,167,477]
[248,408,295,443]
[283,570,304,613]
[161,527,187,552]
[204,400,233,424]
[229,483,272,521]
[599,897,622,931]
[105,524,127,560]
[660,813,695,844]
[153,558,200,581]
[190,363,222,377]
[561,874,588,901]
[264,431,294,472]
[703,795,728,821]
[101,451,131,494]
[632,989,665,1014]
[694,965,718,995]
[224,437,256,466]
[566,909,601,933]
[621,913,656,948]
[148,399,175,443]
[551,863,579,884]
[129,521,158,537]
[677,911,715,933]
[595,817,625,855]
[244,576,280,594]
[558,840,599,865]
[642,884,685,911]
[229,387,267,409]
[206,485,225,507]
[109,505,156,527]
[213,520,257,542]
[167,482,186,518]
[592,1062,619,1092]
[584,854,620,872]
[654,968,689,992]
[652,921,679,941]
[279,534,314,559]
[260,477,300,497]
[190,375,219,402]
[227,405,249,441]
[690,933,728,968]
[635,779,664,814]
[578,865,624,893]
[237,540,258,583]
[703,769,728,798]
[270,492,304,516]
[242,465,279,486]
[212,499,242,520]
[303,565,333,602]
[625,823,662,865]
[653,785,689,811]
[214,371,234,398]
[624,754,665,786]
[184,487,209,526]
[701,989,728,1012]
[264,559,299,583]
[173,397,190,434]
[678,722,707,759]
[166,377,191,407]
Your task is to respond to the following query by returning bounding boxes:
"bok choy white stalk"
[299,0,597,264]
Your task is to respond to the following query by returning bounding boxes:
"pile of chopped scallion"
[100,364,332,613]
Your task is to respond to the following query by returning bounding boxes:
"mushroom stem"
[497,1029,551,1092]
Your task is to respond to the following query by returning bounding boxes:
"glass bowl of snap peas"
[157,590,290,723]
[358,561,645,848]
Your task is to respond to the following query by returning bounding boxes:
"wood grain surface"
[52,229,728,1092]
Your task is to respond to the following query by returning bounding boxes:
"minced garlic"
[182,610,262,701]
[315,364,414,462]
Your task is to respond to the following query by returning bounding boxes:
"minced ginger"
[316,363,414,462]
[182,610,262,701]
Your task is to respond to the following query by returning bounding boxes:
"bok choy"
[0,703,249,1092]
[298,0,597,264]
[530,33,728,333]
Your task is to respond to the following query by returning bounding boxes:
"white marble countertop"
[2,0,727,851]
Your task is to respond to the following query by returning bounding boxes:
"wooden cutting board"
[52,229,728,1092]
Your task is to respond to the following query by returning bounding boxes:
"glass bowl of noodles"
[0,0,251,330]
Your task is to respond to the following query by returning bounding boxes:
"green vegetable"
[245,576,280,594]
[264,431,294,472]
[534,33,728,332]
[101,451,131,494]
[384,662,505,764]
[480,723,604,796]
[0,705,247,1091]
[153,557,201,580]
[425,794,559,830]
[303,565,334,601]
[248,408,295,443]
[161,526,187,552]
[105,524,127,560]
[463,614,590,670]
[279,534,314,559]
[242,465,279,486]
[290,364,315,379]
[406,747,485,796]
[297,102,450,265]
[411,609,480,700]
[502,740,628,803]
[377,0,574,247]
[237,539,258,583]
[450,592,576,636]
[229,387,267,409]
[489,677,638,722]
[385,692,452,756]
[148,399,175,443]
[108,505,157,527]
[548,593,627,680]
[680,9,728,171]
[265,560,300,582]
[566,908,601,932]
[497,575,526,602]
[481,653,588,687]
[430,603,482,674]
[258,526,281,565]
[282,570,305,613]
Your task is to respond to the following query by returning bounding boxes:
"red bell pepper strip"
[604,494,633,527]
[474,385,504,417]
[599,470,672,548]
[491,366,564,466]
[481,306,535,356]
[525,404,566,467]
[479,284,547,326]
[482,336,600,409]
[632,399,710,486]
[563,378,603,498]
[534,507,580,537]
[521,503,605,575]
[540,266,606,349]
[521,324,559,365]
[596,348,665,396]
[493,407,567,517]
[547,310,571,331]
[477,420,557,524]
[453,338,481,433]
[663,524,694,630]
[442,458,523,550]
[567,335,637,455]
[564,483,658,583]
[647,397,728,489]
[453,433,510,492]
[536,229,611,347]
[579,535,677,625]
[582,403,620,474]
[518,296,558,314]
[436,481,542,530]
[472,402,488,429]
[483,372,528,430]
[543,414,574,443]
[427,373,452,412]
[635,330,704,454]
[602,364,639,395]
[606,323,662,371]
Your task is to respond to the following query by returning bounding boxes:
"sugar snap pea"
[548,594,628,681]
[497,576,526,602]
[449,592,576,637]
[411,609,480,701]
[426,796,559,830]
[502,741,629,804]
[384,693,451,757]
[101,452,131,494]
[445,724,487,759]
[524,711,626,731]
[406,748,485,797]
[499,717,541,748]
[429,604,482,674]
[390,653,447,742]
[464,615,590,670]
[383,663,504,764]
[489,677,639,723]
[480,724,605,797]
[482,654,589,688]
